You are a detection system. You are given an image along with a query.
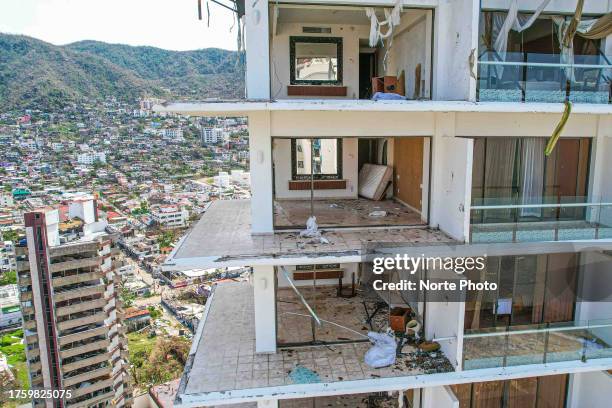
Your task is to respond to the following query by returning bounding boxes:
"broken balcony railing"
[470,199,612,243]
[463,318,612,370]
[477,52,612,104]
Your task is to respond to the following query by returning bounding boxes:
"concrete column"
[433,0,479,101]
[253,265,277,353]
[257,399,279,408]
[245,0,270,99]
[248,112,274,234]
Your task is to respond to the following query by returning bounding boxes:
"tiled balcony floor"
[183,282,454,397]
[274,198,424,229]
[169,200,453,268]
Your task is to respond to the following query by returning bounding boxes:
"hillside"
[0,34,244,111]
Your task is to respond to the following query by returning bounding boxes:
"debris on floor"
[288,365,321,384]
[401,349,454,374]
[299,216,330,244]
[365,332,397,368]
[369,210,387,217]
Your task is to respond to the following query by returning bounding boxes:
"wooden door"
[393,137,424,211]
[536,374,568,408]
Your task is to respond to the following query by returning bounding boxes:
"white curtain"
[485,139,517,221]
[493,0,552,61]
[520,138,546,217]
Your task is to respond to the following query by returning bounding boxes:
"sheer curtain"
[484,138,517,221]
[520,138,546,217]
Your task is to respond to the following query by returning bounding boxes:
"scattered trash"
[364,331,397,368]
[405,319,421,341]
[418,341,441,352]
[288,365,321,384]
[368,210,387,217]
[299,216,330,244]
[329,203,339,208]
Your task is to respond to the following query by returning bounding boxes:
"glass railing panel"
[543,321,585,364]
[477,52,525,102]
[524,53,565,103]
[477,52,612,104]
[463,327,509,370]
[463,319,612,370]
[570,55,612,104]
[584,318,612,360]
[504,325,547,367]
[470,200,612,243]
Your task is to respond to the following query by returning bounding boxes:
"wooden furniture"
[288,179,347,190]
[287,85,347,97]
[372,76,403,95]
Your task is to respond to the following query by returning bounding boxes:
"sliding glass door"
[471,137,591,225]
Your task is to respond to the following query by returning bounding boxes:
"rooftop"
[163,200,454,270]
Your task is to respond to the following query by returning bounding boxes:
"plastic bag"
[364,331,396,368]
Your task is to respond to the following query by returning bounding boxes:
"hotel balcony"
[463,319,612,370]
[477,53,612,104]
[176,280,456,406]
[163,199,454,270]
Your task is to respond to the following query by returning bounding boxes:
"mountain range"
[0,33,244,111]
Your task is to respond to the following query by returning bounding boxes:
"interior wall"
[568,371,612,408]
[272,137,358,199]
[383,10,432,99]
[433,0,479,101]
[425,296,465,369]
[270,22,370,99]
[433,133,474,242]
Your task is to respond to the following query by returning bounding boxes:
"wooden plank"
[293,270,343,280]
[288,180,347,190]
[287,85,347,96]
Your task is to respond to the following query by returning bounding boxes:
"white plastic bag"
[364,331,396,368]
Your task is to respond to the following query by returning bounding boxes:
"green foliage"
[127,333,190,388]
[147,306,162,320]
[156,231,175,248]
[120,286,136,308]
[0,270,17,285]
[0,33,244,111]
[1,229,19,242]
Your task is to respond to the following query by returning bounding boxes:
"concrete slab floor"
[170,200,453,266]
[184,282,454,398]
[274,198,424,229]
[277,286,389,345]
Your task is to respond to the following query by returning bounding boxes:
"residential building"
[0,193,15,207]
[161,128,184,141]
[150,205,189,229]
[76,151,107,165]
[17,197,132,407]
[0,284,21,328]
[201,127,226,145]
[156,0,612,407]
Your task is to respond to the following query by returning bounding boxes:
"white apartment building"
[0,193,14,207]
[151,205,189,229]
[0,284,21,328]
[161,128,184,141]
[76,151,107,165]
[157,1,612,407]
[201,127,227,144]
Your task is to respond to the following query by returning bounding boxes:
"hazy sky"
[0,0,238,50]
